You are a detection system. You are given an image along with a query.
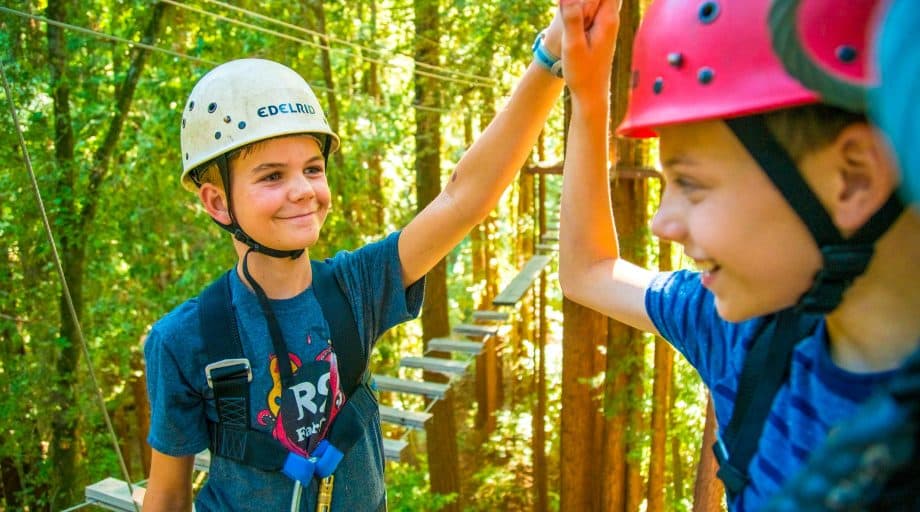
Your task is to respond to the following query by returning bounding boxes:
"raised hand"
[559,0,621,96]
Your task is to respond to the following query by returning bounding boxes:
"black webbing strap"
[199,272,289,470]
[725,115,905,313]
[200,261,370,472]
[310,259,365,397]
[713,308,821,500]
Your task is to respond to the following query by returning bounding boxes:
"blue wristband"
[532,31,563,78]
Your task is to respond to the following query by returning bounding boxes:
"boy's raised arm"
[398,18,566,287]
[557,0,658,335]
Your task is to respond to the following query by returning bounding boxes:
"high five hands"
[560,0,621,95]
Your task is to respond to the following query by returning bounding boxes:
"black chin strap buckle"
[799,244,874,313]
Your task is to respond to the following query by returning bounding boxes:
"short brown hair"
[763,104,866,163]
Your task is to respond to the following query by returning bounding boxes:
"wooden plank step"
[379,405,431,429]
[85,477,145,511]
[400,356,470,375]
[493,255,553,306]
[427,338,483,355]
[453,323,499,338]
[384,438,408,462]
[546,223,559,231]
[535,243,558,252]
[472,310,510,322]
[372,374,448,399]
[540,233,559,243]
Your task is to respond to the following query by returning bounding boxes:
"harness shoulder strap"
[713,308,821,500]
[310,259,365,396]
[199,271,289,469]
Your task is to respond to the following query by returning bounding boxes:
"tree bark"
[648,240,675,511]
[413,0,456,507]
[694,397,725,512]
[46,2,168,506]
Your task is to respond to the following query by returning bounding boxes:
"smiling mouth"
[279,212,315,220]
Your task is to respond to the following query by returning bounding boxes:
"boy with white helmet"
[143,17,568,512]
[556,0,919,509]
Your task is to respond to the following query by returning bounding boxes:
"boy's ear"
[198,183,232,226]
[826,123,899,236]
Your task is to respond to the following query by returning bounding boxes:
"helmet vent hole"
[223,115,232,123]
[208,102,218,113]
[697,67,715,85]
[188,101,195,112]
[182,118,186,129]
[667,52,684,68]
[698,1,720,24]
[214,131,222,140]
[238,121,247,129]
[653,77,664,94]
[835,45,857,63]
[185,153,189,160]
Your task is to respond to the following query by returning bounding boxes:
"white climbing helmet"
[179,58,340,191]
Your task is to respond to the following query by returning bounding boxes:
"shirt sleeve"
[645,270,737,387]
[328,230,425,348]
[144,315,210,457]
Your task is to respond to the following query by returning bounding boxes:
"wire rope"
[0,59,140,512]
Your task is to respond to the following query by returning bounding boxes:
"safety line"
[199,0,500,86]
[0,6,215,66]
[0,6,456,114]
[161,0,496,89]
[0,60,140,512]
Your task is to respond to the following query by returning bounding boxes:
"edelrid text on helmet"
[179,58,341,191]
[617,0,819,137]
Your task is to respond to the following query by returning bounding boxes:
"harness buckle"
[205,358,252,388]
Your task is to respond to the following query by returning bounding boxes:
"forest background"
[0,1,720,510]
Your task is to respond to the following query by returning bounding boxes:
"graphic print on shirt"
[256,337,344,455]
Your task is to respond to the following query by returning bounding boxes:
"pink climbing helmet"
[617,0,822,137]
[769,0,887,112]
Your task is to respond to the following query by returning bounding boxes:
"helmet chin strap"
[726,115,905,314]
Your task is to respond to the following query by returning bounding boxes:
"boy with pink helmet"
[557,0,919,509]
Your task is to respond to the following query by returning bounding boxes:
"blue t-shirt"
[145,232,424,511]
[646,270,897,512]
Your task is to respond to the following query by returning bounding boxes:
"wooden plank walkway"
[493,254,552,306]
[427,338,483,355]
[400,356,470,375]
[452,324,499,338]
[373,374,448,399]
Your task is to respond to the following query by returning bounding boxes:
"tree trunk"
[694,396,725,512]
[648,240,675,511]
[560,298,608,511]
[413,0,456,507]
[46,2,167,505]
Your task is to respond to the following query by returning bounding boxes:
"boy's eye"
[262,172,281,182]
[305,166,325,176]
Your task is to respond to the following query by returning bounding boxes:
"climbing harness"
[200,259,378,511]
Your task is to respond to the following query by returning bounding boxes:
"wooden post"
[648,241,675,511]
[426,387,461,511]
[694,397,725,512]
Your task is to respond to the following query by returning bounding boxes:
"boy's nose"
[650,194,687,243]
[289,173,316,201]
